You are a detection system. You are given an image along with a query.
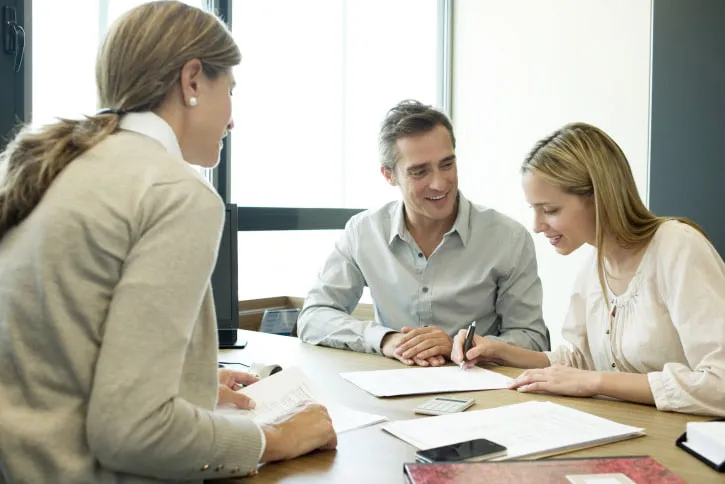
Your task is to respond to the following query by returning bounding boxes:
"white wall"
[452,0,652,349]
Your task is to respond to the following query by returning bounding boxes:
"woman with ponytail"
[0,2,335,482]
[452,122,725,417]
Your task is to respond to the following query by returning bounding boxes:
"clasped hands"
[381,326,452,366]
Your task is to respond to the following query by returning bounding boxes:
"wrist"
[380,331,400,357]
[591,371,605,395]
[260,423,292,462]
[484,338,506,363]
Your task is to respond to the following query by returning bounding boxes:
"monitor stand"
[218,329,247,349]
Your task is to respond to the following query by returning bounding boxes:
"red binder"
[403,456,685,484]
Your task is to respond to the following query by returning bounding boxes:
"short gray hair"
[378,99,456,171]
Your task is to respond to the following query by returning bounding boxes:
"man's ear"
[381,166,397,186]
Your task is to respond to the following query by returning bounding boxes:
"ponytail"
[0,113,120,241]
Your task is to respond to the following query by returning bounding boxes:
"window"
[27,0,450,304]
[32,1,204,126]
[31,0,207,174]
[230,0,448,300]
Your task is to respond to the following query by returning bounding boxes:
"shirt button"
[422,287,429,293]
[611,363,616,368]
[418,252,424,257]
[605,329,610,335]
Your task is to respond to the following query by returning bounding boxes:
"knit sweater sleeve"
[85,179,264,480]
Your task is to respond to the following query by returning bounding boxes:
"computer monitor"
[210,203,243,348]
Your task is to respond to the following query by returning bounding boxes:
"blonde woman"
[451,122,725,417]
[0,2,335,482]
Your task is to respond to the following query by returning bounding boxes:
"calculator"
[413,396,475,416]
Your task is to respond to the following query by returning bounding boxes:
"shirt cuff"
[255,422,266,462]
[365,325,397,354]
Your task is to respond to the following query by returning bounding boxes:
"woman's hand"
[451,330,551,370]
[217,368,259,409]
[450,331,504,368]
[508,364,601,397]
[261,401,337,462]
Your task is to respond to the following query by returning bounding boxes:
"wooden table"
[218,331,723,483]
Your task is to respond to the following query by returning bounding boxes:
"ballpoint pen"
[459,321,477,370]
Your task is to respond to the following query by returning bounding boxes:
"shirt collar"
[118,112,183,160]
[388,191,471,247]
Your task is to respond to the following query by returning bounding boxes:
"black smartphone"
[414,438,507,463]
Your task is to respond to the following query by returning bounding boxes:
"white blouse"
[547,221,725,416]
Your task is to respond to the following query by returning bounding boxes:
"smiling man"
[297,100,549,365]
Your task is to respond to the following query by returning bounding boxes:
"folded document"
[216,366,387,434]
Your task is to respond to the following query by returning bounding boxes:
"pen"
[459,321,477,370]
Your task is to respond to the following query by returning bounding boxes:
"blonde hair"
[0,1,240,241]
[521,122,706,302]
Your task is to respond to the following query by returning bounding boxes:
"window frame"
[0,0,31,150]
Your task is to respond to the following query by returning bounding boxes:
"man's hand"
[381,331,446,367]
[508,365,601,397]
[217,368,259,409]
[382,326,451,367]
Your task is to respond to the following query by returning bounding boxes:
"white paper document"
[382,401,644,459]
[339,366,514,397]
[216,366,387,434]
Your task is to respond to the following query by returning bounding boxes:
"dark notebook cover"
[404,456,685,484]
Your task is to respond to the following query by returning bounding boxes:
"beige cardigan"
[0,113,263,483]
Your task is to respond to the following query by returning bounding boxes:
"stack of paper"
[382,401,645,459]
[681,421,725,468]
[216,366,387,434]
[339,366,513,397]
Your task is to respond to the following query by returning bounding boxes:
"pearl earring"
[189,96,198,107]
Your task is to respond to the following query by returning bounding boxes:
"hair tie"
[96,108,127,116]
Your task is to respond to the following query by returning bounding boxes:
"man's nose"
[429,169,447,190]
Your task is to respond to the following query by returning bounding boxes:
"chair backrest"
[260,308,300,337]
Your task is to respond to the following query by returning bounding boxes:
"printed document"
[340,366,514,397]
[216,366,386,434]
[382,400,644,459]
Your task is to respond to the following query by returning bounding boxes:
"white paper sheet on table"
[339,365,514,397]
[216,366,386,434]
[382,400,645,459]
